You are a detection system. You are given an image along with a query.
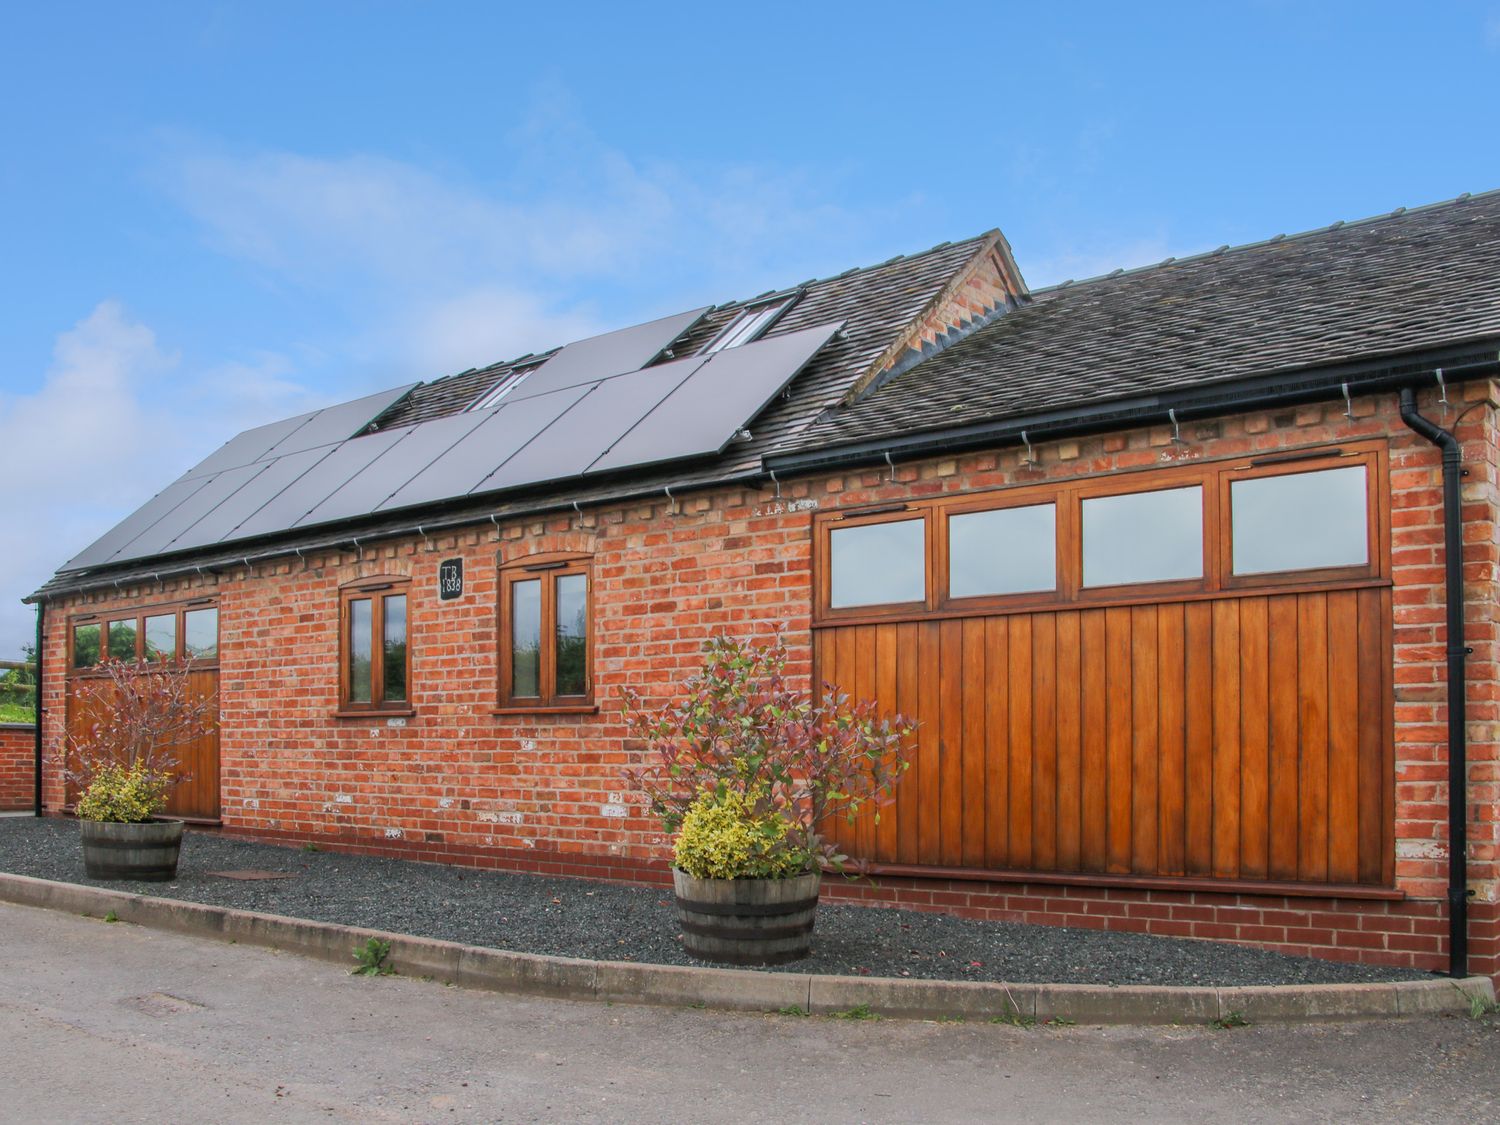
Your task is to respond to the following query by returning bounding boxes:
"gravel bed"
[0,818,1428,987]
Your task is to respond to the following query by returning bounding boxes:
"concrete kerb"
[0,871,1491,1025]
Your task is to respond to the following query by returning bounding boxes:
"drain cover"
[206,870,296,881]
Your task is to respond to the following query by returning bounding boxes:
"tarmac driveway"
[0,901,1495,1124]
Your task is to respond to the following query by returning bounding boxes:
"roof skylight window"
[700,295,796,355]
[468,368,533,411]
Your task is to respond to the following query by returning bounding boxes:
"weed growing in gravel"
[1458,986,1498,1020]
[351,938,396,977]
[1210,1010,1250,1030]
[776,1005,809,1017]
[1043,1017,1077,1027]
[302,843,320,852]
[103,910,118,924]
[988,1008,1036,1029]
[829,1003,880,1021]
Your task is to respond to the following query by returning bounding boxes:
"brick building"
[30,191,1500,982]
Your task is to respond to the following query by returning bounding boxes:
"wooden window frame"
[813,440,1389,626]
[816,507,933,621]
[66,597,221,676]
[1219,447,1385,591]
[337,577,413,717]
[496,553,596,714]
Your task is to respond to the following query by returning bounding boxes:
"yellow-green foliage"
[76,762,169,823]
[673,789,809,879]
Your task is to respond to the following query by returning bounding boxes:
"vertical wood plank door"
[814,588,1392,889]
[64,668,221,821]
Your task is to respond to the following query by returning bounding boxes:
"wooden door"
[64,667,221,822]
[816,587,1393,890]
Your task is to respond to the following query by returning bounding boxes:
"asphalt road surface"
[0,901,1495,1124]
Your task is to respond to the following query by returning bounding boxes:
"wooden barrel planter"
[80,819,184,882]
[673,868,821,966]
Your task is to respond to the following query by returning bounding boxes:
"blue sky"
[2,1,1499,653]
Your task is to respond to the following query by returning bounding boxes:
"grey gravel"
[0,817,1428,987]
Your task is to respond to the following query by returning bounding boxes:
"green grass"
[0,703,35,724]
[1210,1010,1251,1030]
[828,1003,880,1021]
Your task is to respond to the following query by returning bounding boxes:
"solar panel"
[181,412,317,481]
[166,447,334,552]
[469,357,705,495]
[295,412,489,528]
[230,427,413,540]
[110,462,271,562]
[506,307,708,403]
[588,321,842,474]
[260,383,417,458]
[60,313,842,571]
[377,384,592,512]
[59,476,214,571]
[179,383,416,480]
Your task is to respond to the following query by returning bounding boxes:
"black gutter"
[32,601,43,818]
[1398,388,1470,979]
[767,343,1500,477]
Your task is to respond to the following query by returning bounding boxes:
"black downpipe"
[32,601,43,817]
[1398,387,1469,978]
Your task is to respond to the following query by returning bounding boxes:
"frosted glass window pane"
[1232,465,1368,575]
[829,519,925,608]
[1082,486,1203,587]
[948,504,1056,598]
[511,580,542,697]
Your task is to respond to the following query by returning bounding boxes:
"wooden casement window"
[68,600,219,673]
[814,442,1387,622]
[498,554,593,712]
[339,578,410,714]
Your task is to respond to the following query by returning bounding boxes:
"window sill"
[491,704,599,717]
[331,708,417,720]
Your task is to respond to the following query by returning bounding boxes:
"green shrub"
[623,634,916,875]
[673,788,811,879]
[76,761,169,823]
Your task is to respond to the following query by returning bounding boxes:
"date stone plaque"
[438,558,463,601]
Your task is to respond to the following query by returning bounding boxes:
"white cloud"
[3,107,921,651]
[157,116,907,371]
[0,303,325,654]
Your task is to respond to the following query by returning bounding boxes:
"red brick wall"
[38,383,1500,981]
[0,724,35,811]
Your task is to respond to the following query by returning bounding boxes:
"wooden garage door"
[817,587,1394,890]
[64,603,221,822]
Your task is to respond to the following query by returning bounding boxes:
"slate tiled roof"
[795,191,1500,453]
[370,235,996,461]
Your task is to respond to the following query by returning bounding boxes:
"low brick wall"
[0,724,35,811]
